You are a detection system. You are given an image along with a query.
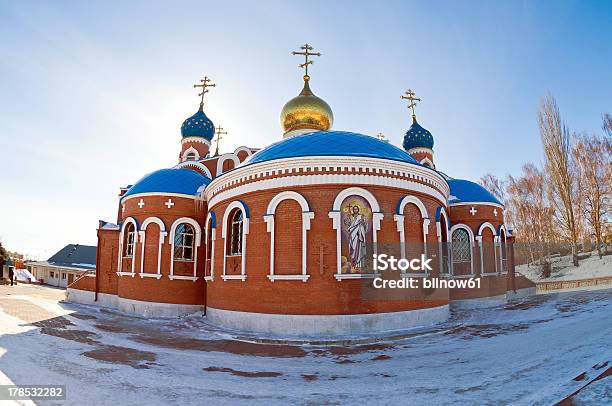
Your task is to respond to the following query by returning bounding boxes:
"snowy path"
[0,284,610,405]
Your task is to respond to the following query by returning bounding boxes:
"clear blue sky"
[1,0,611,258]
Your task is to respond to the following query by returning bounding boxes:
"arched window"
[228,209,243,255]
[173,223,195,261]
[452,228,471,264]
[123,222,136,257]
[185,152,196,161]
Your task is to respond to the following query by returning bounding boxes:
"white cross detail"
[493,208,498,217]
[469,207,477,216]
[165,199,175,209]
[122,204,125,213]
[137,199,145,209]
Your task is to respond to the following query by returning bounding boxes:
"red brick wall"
[180,141,210,160]
[273,199,302,275]
[96,229,119,295]
[206,184,449,315]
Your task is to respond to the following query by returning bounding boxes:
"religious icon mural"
[340,195,373,274]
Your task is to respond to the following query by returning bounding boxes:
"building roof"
[403,120,434,150]
[244,131,421,166]
[122,168,211,199]
[447,179,503,205]
[181,108,215,140]
[46,244,97,270]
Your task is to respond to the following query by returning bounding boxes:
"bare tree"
[507,164,556,275]
[538,93,579,266]
[479,173,506,204]
[603,113,612,137]
[573,132,612,258]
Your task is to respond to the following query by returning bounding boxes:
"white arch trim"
[329,187,383,280]
[449,224,475,277]
[204,212,216,281]
[435,206,451,275]
[234,146,253,158]
[497,224,508,274]
[216,154,241,177]
[221,201,250,281]
[137,217,166,279]
[420,157,435,168]
[117,217,139,277]
[181,146,200,162]
[393,196,430,271]
[168,217,202,281]
[477,222,497,237]
[175,161,213,179]
[263,191,314,282]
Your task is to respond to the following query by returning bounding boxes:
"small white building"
[28,244,96,288]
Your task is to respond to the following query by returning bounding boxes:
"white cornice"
[407,147,433,155]
[181,137,211,146]
[121,192,198,203]
[205,156,449,206]
[449,202,504,209]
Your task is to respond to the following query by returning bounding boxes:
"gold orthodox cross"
[292,43,321,78]
[401,89,421,120]
[376,132,386,141]
[193,76,216,107]
[213,125,227,156]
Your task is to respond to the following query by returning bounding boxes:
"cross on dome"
[401,89,421,123]
[213,125,227,156]
[292,43,321,81]
[193,76,216,109]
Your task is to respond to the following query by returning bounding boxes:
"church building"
[67,45,535,336]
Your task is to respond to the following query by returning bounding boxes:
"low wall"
[536,276,612,292]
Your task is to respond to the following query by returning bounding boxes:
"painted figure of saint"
[344,205,368,271]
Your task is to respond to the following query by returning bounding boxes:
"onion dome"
[180,106,215,140]
[403,118,434,151]
[244,130,420,166]
[447,179,502,205]
[280,76,333,137]
[122,168,211,199]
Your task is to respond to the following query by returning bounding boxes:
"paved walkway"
[0,284,610,405]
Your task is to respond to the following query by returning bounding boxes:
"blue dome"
[403,120,434,151]
[245,131,421,165]
[181,108,215,140]
[448,179,502,205]
[123,168,211,199]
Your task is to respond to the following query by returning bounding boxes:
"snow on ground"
[0,284,611,405]
[517,251,612,282]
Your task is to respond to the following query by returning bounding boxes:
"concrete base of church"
[66,288,204,318]
[117,297,204,318]
[66,288,118,308]
[205,305,450,337]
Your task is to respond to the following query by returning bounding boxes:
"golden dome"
[280,75,333,137]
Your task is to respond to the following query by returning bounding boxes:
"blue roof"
[447,179,502,205]
[181,108,215,140]
[123,168,211,199]
[244,131,420,165]
[403,120,434,150]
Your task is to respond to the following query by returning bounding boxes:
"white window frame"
[117,217,138,277]
[221,201,249,281]
[169,217,201,281]
[263,191,314,282]
[138,217,166,279]
[328,187,383,281]
[204,212,216,281]
[450,224,475,277]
